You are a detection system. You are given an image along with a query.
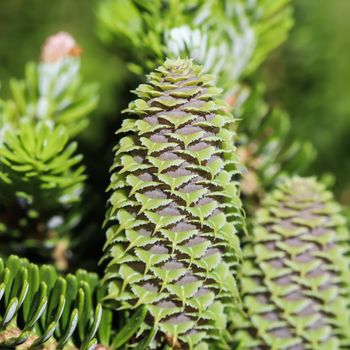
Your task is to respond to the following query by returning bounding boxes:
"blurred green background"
[262,0,350,204]
[1,0,349,207]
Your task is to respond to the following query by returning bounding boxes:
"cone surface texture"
[234,177,350,350]
[103,59,242,348]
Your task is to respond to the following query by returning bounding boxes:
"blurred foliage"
[0,0,130,272]
[236,83,316,213]
[262,0,350,204]
[97,0,294,95]
[0,0,124,113]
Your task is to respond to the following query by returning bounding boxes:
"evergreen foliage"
[0,32,97,267]
[0,121,85,210]
[1,32,98,138]
[0,255,109,349]
[236,84,316,212]
[97,0,293,93]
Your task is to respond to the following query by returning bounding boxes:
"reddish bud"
[41,31,82,63]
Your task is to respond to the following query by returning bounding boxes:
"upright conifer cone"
[103,59,242,348]
[234,177,350,350]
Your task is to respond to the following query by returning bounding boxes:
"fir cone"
[103,59,242,348]
[234,177,350,350]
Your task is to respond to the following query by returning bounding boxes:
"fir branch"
[1,32,98,139]
[97,0,293,94]
[0,255,112,350]
[0,121,85,210]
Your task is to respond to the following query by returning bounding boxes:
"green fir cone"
[103,59,242,348]
[234,177,350,350]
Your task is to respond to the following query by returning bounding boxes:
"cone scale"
[103,59,242,348]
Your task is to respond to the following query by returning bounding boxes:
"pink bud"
[41,31,82,63]
[225,94,236,108]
